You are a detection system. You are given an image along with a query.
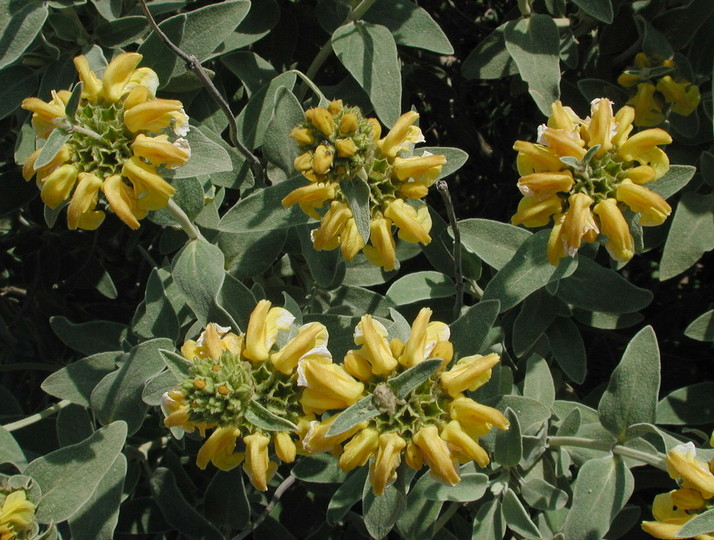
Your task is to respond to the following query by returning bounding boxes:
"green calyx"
[70,100,133,177]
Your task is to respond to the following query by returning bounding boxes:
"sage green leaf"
[504,14,561,115]
[562,456,634,540]
[449,300,500,358]
[656,382,714,425]
[95,16,148,47]
[363,483,406,540]
[139,1,251,82]
[390,358,443,399]
[0,66,35,121]
[204,468,250,530]
[263,87,304,180]
[150,467,222,540]
[521,478,568,511]
[577,78,629,104]
[298,225,343,289]
[471,498,505,540]
[556,407,581,437]
[385,271,454,305]
[327,467,369,525]
[245,401,298,431]
[423,472,488,502]
[571,0,613,23]
[115,497,170,535]
[495,409,522,467]
[132,268,179,341]
[220,51,278,96]
[637,15,674,59]
[363,0,453,54]
[660,193,714,281]
[219,176,312,233]
[556,257,653,313]
[291,453,347,483]
[214,273,256,332]
[159,349,193,381]
[35,129,70,170]
[167,126,233,179]
[172,238,225,325]
[419,146,469,181]
[502,489,540,539]
[68,453,126,540]
[652,0,714,49]
[332,21,402,127]
[512,289,561,356]
[329,286,395,318]
[207,0,280,56]
[486,395,550,433]
[50,316,127,355]
[142,370,179,406]
[326,396,379,437]
[482,231,577,313]
[523,355,555,407]
[547,317,586,384]
[219,228,287,280]
[41,352,119,407]
[677,507,714,537]
[0,2,49,70]
[598,326,660,440]
[458,218,531,270]
[462,24,518,80]
[56,404,93,447]
[572,309,643,330]
[685,310,714,342]
[25,421,128,523]
[0,427,26,469]
[397,471,443,538]
[340,177,371,244]
[646,165,696,199]
[90,338,173,434]
[63,82,83,120]
[235,71,297,149]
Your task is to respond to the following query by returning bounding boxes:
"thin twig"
[232,475,296,540]
[436,180,464,319]
[137,0,263,183]
[166,198,202,241]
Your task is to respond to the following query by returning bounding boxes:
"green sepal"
[244,401,298,432]
[389,358,443,400]
[159,349,193,382]
[340,176,371,244]
[35,128,70,169]
[326,395,380,437]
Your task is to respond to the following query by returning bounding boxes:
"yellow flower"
[440,353,500,397]
[270,322,329,375]
[196,426,244,471]
[243,299,295,363]
[666,443,714,498]
[627,83,666,127]
[413,425,460,486]
[273,431,297,463]
[657,76,700,116]
[512,98,673,264]
[283,103,446,270]
[370,433,407,495]
[592,198,634,263]
[298,356,365,413]
[20,52,190,230]
[243,433,278,491]
[616,180,671,226]
[0,490,35,540]
[303,309,508,495]
[67,172,106,230]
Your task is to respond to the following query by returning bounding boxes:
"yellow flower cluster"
[162,300,309,491]
[282,100,447,271]
[299,308,509,495]
[642,443,714,539]
[512,98,673,265]
[0,490,35,540]
[21,52,190,230]
[618,53,701,127]
[162,304,508,495]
